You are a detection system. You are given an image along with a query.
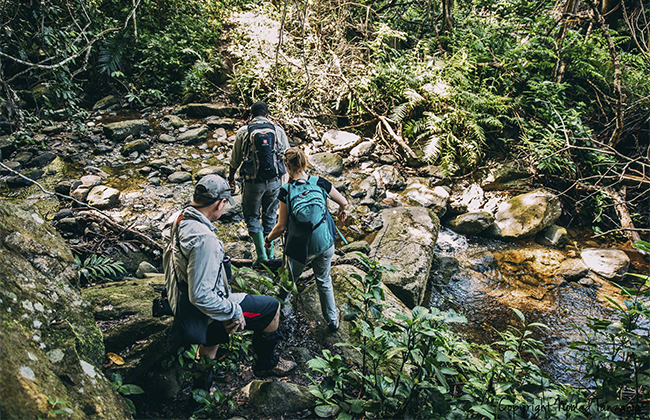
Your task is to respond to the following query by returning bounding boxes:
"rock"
[224,241,253,260]
[14,151,33,165]
[163,115,185,128]
[536,224,568,248]
[158,133,177,143]
[196,166,227,179]
[375,165,406,191]
[122,139,150,156]
[158,165,176,176]
[42,125,65,135]
[490,189,561,239]
[243,380,315,416]
[309,152,344,176]
[557,258,589,281]
[55,217,81,234]
[213,127,227,141]
[167,171,192,184]
[403,180,448,215]
[339,240,370,254]
[0,200,131,419]
[350,140,375,158]
[369,207,440,308]
[205,116,235,129]
[479,161,532,191]
[378,154,398,164]
[26,152,56,169]
[464,251,496,273]
[80,174,102,188]
[136,261,159,278]
[0,160,21,175]
[448,211,495,235]
[6,170,43,188]
[297,265,409,364]
[581,248,630,279]
[322,130,361,152]
[93,95,120,111]
[177,103,238,118]
[94,144,113,155]
[103,119,150,142]
[449,183,485,213]
[578,277,597,287]
[87,185,121,209]
[178,126,208,145]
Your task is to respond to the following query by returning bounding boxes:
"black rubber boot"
[252,330,281,371]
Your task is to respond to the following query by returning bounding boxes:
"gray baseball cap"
[194,174,235,206]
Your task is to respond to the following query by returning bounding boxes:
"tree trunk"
[554,0,581,83]
[441,0,454,34]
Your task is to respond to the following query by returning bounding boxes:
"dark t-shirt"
[278,176,332,203]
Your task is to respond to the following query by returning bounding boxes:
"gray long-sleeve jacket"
[165,207,245,321]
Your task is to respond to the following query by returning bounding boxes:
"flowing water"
[430,228,625,384]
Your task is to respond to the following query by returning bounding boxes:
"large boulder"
[369,207,440,307]
[81,275,173,383]
[490,189,561,239]
[176,103,238,118]
[297,265,409,364]
[0,199,131,419]
[581,248,630,280]
[322,130,361,152]
[309,152,343,176]
[103,119,150,142]
[242,380,315,417]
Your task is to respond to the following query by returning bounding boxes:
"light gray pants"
[242,178,281,235]
[288,245,337,325]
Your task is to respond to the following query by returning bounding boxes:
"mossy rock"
[0,199,131,419]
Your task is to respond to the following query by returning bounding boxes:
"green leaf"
[315,404,336,418]
[511,307,525,324]
[119,384,144,395]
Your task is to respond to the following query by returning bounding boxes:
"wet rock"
[196,166,227,179]
[339,240,370,254]
[103,119,150,142]
[136,261,159,278]
[205,116,236,129]
[375,165,406,191]
[168,171,192,184]
[448,211,495,235]
[370,207,440,308]
[14,151,33,165]
[464,250,496,273]
[403,180,448,215]
[6,170,43,188]
[309,152,343,176]
[322,129,361,152]
[350,140,375,158]
[26,152,56,168]
[93,95,120,111]
[557,258,589,281]
[581,248,630,279]
[489,189,561,239]
[164,115,186,128]
[431,255,460,284]
[0,160,21,175]
[177,103,238,118]
[479,161,532,191]
[122,139,150,156]
[536,224,568,248]
[243,380,315,416]
[0,200,130,419]
[178,126,208,145]
[578,277,597,287]
[158,133,177,143]
[94,144,113,154]
[87,185,121,209]
[55,217,81,234]
[41,124,65,135]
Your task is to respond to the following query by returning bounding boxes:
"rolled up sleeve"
[230,127,247,171]
[186,235,242,321]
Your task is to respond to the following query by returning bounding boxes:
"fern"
[74,254,127,283]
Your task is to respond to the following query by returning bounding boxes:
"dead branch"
[584,0,625,148]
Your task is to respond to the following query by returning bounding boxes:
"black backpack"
[241,121,286,181]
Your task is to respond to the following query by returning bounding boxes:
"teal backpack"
[284,176,335,263]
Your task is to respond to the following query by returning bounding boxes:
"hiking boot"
[254,357,297,378]
[327,319,339,333]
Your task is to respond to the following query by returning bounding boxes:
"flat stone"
[122,139,150,156]
[536,224,568,248]
[557,258,589,281]
[158,133,177,143]
[448,211,495,235]
[167,171,192,184]
[87,186,121,209]
[322,130,361,152]
[309,152,343,176]
[205,116,236,129]
[581,248,630,279]
[350,140,375,158]
[196,166,227,179]
[176,103,238,118]
[178,127,208,145]
[103,119,149,142]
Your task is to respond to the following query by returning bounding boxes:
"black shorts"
[205,295,279,346]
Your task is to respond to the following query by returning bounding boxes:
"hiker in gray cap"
[164,174,296,382]
[228,101,290,265]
